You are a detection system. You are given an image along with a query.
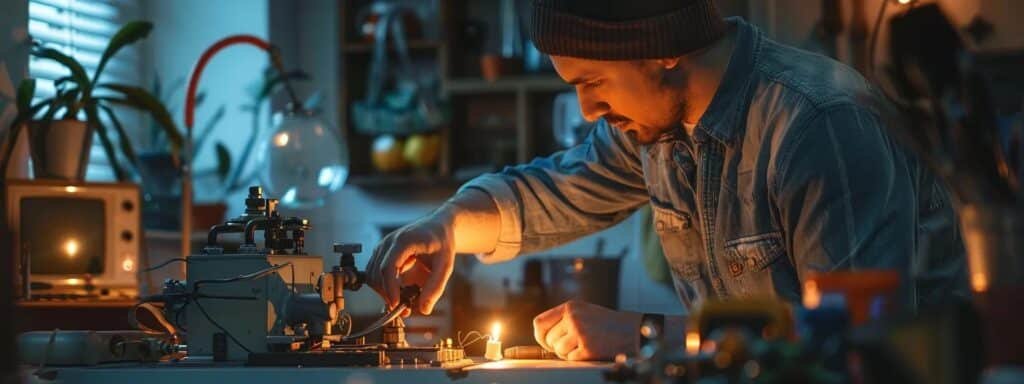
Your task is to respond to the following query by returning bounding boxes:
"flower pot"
[27,119,92,181]
[192,203,227,231]
[137,151,182,230]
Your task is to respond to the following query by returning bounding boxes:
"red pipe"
[180,35,273,260]
[184,34,272,130]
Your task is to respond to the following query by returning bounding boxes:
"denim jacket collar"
[696,17,760,146]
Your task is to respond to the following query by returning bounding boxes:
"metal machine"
[155,186,469,367]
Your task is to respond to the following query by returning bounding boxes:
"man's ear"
[656,57,681,70]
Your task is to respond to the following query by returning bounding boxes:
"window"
[28,0,141,180]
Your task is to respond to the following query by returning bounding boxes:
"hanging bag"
[352,4,446,135]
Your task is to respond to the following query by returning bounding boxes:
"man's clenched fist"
[533,300,643,361]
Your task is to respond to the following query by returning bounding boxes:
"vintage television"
[5,180,140,298]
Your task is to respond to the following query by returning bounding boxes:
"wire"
[129,302,178,338]
[192,262,293,291]
[457,330,492,348]
[191,296,252,354]
[144,258,189,272]
[185,262,294,355]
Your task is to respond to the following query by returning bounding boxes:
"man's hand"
[366,212,456,315]
[366,189,501,316]
[533,300,642,361]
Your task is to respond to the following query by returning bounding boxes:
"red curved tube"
[180,34,272,260]
[184,34,272,130]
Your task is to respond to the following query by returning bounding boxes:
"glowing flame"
[685,331,701,356]
[63,239,80,258]
[803,280,821,309]
[491,322,502,342]
[64,186,78,193]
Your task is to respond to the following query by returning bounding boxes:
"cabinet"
[339,0,571,189]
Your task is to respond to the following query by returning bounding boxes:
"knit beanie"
[530,0,728,60]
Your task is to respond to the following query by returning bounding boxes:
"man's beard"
[605,114,669,145]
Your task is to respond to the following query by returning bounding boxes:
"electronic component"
[6,181,140,299]
[153,186,472,368]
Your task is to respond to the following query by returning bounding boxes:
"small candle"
[484,322,503,361]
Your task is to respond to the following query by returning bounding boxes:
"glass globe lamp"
[256,108,348,208]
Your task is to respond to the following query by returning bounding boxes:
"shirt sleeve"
[772,104,920,302]
[459,120,650,263]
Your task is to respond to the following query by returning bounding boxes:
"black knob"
[121,200,134,211]
[333,243,362,254]
[121,230,134,242]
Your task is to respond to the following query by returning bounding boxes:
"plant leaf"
[97,83,182,155]
[194,91,206,108]
[98,104,139,170]
[84,103,127,181]
[303,90,323,111]
[31,46,89,91]
[94,21,153,84]
[214,142,232,181]
[16,78,35,113]
[193,104,225,155]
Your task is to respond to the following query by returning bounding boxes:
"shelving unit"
[339,0,570,190]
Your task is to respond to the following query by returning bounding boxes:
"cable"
[192,262,293,291]
[144,258,189,272]
[185,262,293,355]
[129,302,178,338]
[457,330,492,348]
[191,296,252,353]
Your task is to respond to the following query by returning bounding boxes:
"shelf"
[348,173,463,190]
[443,75,571,95]
[342,40,443,53]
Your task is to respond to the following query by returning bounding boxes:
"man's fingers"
[381,239,414,307]
[553,333,578,359]
[419,247,454,315]
[544,319,569,353]
[533,303,566,350]
[367,234,394,301]
[566,348,588,361]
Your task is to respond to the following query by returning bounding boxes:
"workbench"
[22,359,613,384]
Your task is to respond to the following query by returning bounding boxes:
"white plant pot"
[28,119,93,181]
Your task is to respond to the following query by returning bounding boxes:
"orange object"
[806,270,900,325]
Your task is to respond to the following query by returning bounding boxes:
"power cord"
[144,258,189,272]
[191,296,253,354]
[186,262,295,355]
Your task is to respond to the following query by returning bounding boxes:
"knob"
[333,243,362,254]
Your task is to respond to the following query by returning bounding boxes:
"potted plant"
[4,21,179,181]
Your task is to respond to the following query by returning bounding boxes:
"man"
[366,0,966,361]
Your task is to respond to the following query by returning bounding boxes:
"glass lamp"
[256,107,349,208]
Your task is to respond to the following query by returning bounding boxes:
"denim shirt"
[461,18,966,311]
